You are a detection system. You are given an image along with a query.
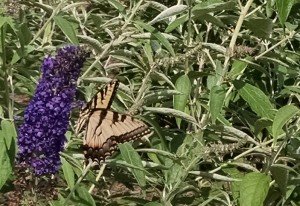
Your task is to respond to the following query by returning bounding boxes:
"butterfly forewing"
[75,80,119,134]
[91,80,119,110]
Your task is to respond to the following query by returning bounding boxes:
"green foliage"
[0,127,12,190]
[174,74,191,127]
[239,172,271,206]
[0,0,300,205]
[119,142,146,188]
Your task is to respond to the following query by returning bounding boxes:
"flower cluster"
[17,46,88,175]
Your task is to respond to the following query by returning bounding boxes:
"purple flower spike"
[17,46,88,175]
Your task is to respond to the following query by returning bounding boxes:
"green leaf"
[239,172,271,206]
[119,142,146,187]
[75,187,96,206]
[206,75,217,91]
[143,42,154,64]
[244,18,273,39]
[144,107,197,125]
[145,202,163,206]
[254,118,273,137]
[108,0,125,12]
[199,13,226,27]
[144,90,181,104]
[228,60,248,80]
[272,105,300,139]
[210,85,226,124]
[135,21,175,56]
[0,131,12,190]
[18,23,32,46]
[82,77,131,93]
[11,45,35,64]
[61,157,75,190]
[0,16,17,32]
[192,0,236,16]
[111,55,144,71]
[234,81,275,120]
[78,35,103,53]
[165,14,188,33]
[0,16,8,29]
[152,71,176,88]
[1,119,17,149]
[167,133,203,186]
[54,16,79,44]
[167,162,184,186]
[173,74,192,128]
[149,5,188,25]
[276,0,295,26]
[270,165,289,195]
[140,115,168,151]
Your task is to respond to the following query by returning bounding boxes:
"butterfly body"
[76,80,151,162]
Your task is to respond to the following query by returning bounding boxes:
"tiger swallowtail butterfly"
[76,80,151,162]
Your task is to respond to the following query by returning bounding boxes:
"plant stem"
[1,24,13,119]
[80,1,143,81]
[217,0,254,85]
[255,31,295,60]
[29,0,65,45]
[88,164,106,193]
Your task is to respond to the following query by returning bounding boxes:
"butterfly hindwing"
[83,111,151,161]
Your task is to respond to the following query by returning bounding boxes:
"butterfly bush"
[17,46,88,175]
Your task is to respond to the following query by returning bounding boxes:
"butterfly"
[76,80,151,161]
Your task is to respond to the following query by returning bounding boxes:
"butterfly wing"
[76,80,119,134]
[83,110,151,161]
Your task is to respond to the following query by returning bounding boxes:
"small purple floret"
[17,46,88,175]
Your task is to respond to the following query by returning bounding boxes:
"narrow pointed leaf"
[119,143,146,187]
[54,16,79,44]
[272,105,300,139]
[108,0,125,12]
[234,81,275,119]
[165,14,188,33]
[61,157,75,189]
[149,5,188,25]
[210,85,226,124]
[0,131,12,190]
[144,107,197,125]
[276,0,295,26]
[75,187,96,206]
[174,74,192,127]
[135,21,175,56]
[1,120,17,149]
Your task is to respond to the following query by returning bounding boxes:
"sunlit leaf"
[234,81,275,120]
[174,74,191,128]
[144,107,197,125]
[244,18,273,39]
[210,85,226,124]
[239,172,271,206]
[165,14,188,33]
[149,5,188,25]
[119,142,146,187]
[75,187,96,206]
[61,157,75,190]
[135,21,175,56]
[0,131,12,190]
[272,105,300,139]
[54,16,79,44]
[276,0,295,26]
